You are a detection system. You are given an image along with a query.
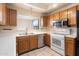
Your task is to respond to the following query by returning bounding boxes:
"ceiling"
[9,3,73,14]
[27,3,71,13]
[8,3,79,19]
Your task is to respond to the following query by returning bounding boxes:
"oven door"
[51,34,65,50]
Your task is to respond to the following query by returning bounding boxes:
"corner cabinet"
[68,7,77,26]
[44,34,50,47]
[43,16,50,27]
[65,37,76,56]
[0,3,17,26]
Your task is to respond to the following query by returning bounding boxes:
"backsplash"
[70,27,77,36]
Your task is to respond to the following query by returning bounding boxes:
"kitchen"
[0,3,79,56]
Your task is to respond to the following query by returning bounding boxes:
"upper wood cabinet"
[68,7,77,26]
[50,15,53,20]
[53,13,59,20]
[0,3,17,26]
[8,8,17,26]
[77,5,79,10]
[43,15,50,27]
[0,3,7,25]
[60,10,67,19]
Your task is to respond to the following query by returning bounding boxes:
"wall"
[17,17,33,30]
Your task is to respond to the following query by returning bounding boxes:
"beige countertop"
[66,35,77,38]
[16,32,46,37]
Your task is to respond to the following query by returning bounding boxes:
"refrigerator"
[76,10,79,56]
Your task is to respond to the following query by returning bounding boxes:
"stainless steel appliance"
[76,11,79,56]
[62,19,68,27]
[38,34,45,48]
[51,20,62,28]
[51,19,68,28]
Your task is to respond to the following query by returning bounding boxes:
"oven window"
[52,38,61,47]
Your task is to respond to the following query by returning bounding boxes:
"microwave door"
[53,21,62,28]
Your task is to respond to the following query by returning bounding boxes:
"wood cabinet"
[53,13,59,20]
[44,34,50,47]
[29,35,38,50]
[68,7,77,26]
[16,36,30,55]
[0,3,7,25]
[8,8,17,26]
[43,15,50,27]
[16,35,38,55]
[77,5,79,10]
[50,15,53,20]
[65,37,75,56]
[16,38,18,55]
[60,10,67,19]
[0,3,17,26]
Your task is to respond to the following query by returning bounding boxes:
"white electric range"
[50,28,70,55]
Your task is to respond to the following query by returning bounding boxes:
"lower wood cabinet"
[44,34,50,47]
[16,35,38,55]
[29,35,38,50]
[65,37,75,56]
[16,36,30,55]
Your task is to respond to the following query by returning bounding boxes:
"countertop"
[66,35,77,38]
[16,32,47,37]
[16,31,77,39]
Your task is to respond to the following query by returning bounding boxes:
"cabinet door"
[47,15,50,27]
[9,9,17,26]
[53,13,59,20]
[0,4,3,25]
[50,15,53,20]
[60,10,67,19]
[0,3,7,25]
[44,34,50,47]
[16,38,18,55]
[18,36,30,55]
[65,37,75,56]
[68,7,77,26]
[43,16,47,27]
[43,16,50,27]
[29,35,38,50]
[77,5,79,10]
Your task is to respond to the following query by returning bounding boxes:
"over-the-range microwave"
[51,19,69,28]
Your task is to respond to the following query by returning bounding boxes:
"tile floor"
[21,46,61,56]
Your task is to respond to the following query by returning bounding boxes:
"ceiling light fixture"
[23,3,45,11]
[53,4,58,8]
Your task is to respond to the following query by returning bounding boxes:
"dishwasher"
[38,34,45,48]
